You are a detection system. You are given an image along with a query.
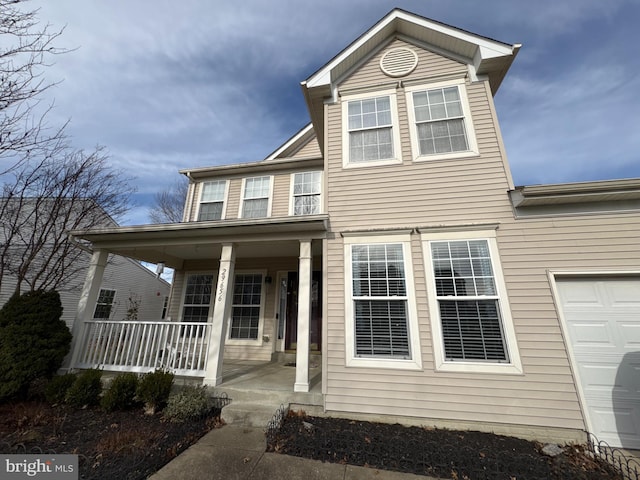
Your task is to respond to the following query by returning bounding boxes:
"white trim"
[341,88,402,169]
[194,179,229,221]
[93,287,117,319]
[275,270,289,352]
[405,78,479,162]
[421,229,522,374]
[225,269,267,346]
[305,9,515,89]
[265,123,314,160]
[179,271,217,323]
[238,175,274,219]
[343,233,422,370]
[289,170,323,216]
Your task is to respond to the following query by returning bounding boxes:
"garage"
[556,277,640,449]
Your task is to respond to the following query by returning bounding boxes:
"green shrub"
[136,369,174,414]
[45,373,77,404]
[66,369,102,407]
[163,385,213,422]
[0,290,72,402]
[101,373,139,412]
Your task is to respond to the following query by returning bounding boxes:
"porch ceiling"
[70,215,327,268]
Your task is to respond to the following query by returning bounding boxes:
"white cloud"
[10,0,640,223]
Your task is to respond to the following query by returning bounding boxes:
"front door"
[284,271,322,352]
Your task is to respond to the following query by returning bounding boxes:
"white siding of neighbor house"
[320,38,626,436]
[0,253,170,330]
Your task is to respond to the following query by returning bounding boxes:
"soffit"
[70,215,328,268]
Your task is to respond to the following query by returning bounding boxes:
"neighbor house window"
[292,171,322,215]
[93,289,116,319]
[422,229,522,374]
[342,90,401,167]
[229,273,263,340]
[182,274,214,323]
[344,234,421,370]
[406,80,478,161]
[241,176,271,218]
[198,180,227,221]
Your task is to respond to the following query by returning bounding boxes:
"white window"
[93,289,116,319]
[291,171,322,215]
[342,89,401,168]
[422,229,522,374]
[198,180,227,221]
[344,234,421,370]
[241,176,272,218]
[229,273,263,340]
[406,80,478,161]
[182,274,214,323]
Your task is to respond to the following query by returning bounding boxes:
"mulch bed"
[0,401,222,480]
[267,411,624,479]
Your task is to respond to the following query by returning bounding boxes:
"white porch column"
[67,248,109,369]
[294,240,312,392]
[204,243,236,386]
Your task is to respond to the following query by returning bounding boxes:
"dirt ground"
[0,400,220,480]
[267,411,624,480]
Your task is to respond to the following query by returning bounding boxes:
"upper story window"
[198,180,227,221]
[342,89,401,168]
[406,79,478,162]
[291,171,322,215]
[241,176,272,218]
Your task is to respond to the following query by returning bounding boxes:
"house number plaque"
[217,268,226,302]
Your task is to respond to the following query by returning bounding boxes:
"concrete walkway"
[149,424,437,480]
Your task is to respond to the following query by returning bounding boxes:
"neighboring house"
[0,199,171,330]
[69,10,640,449]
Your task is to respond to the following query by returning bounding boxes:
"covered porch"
[69,215,328,396]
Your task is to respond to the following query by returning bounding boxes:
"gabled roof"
[301,8,520,154]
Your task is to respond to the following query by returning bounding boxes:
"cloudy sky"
[21,0,640,225]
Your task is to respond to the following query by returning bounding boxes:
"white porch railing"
[74,320,210,376]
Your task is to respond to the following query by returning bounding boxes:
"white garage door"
[556,278,640,449]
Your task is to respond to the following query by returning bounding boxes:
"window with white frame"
[93,288,116,319]
[406,80,477,161]
[198,180,226,221]
[342,90,401,167]
[241,176,271,218]
[182,274,214,323]
[230,273,263,340]
[292,171,321,215]
[344,234,421,369]
[422,230,522,374]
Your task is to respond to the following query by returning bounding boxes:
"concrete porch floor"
[219,358,322,393]
[211,358,323,426]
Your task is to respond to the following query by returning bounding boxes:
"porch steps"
[213,386,323,428]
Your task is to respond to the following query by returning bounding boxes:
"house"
[69,9,640,449]
[0,199,171,333]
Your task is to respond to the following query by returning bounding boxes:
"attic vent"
[380,47,418,78]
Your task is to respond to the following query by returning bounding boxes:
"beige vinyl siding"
[292,137,322,159]
[339,38,467,92]
[325,211,640,431]
[168,256,303,363]
[189,168,317,222]
[322,39,599,434]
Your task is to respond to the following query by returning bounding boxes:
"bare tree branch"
[0,146,136,295]
[0,0,69,174]
[148,176,188,224]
